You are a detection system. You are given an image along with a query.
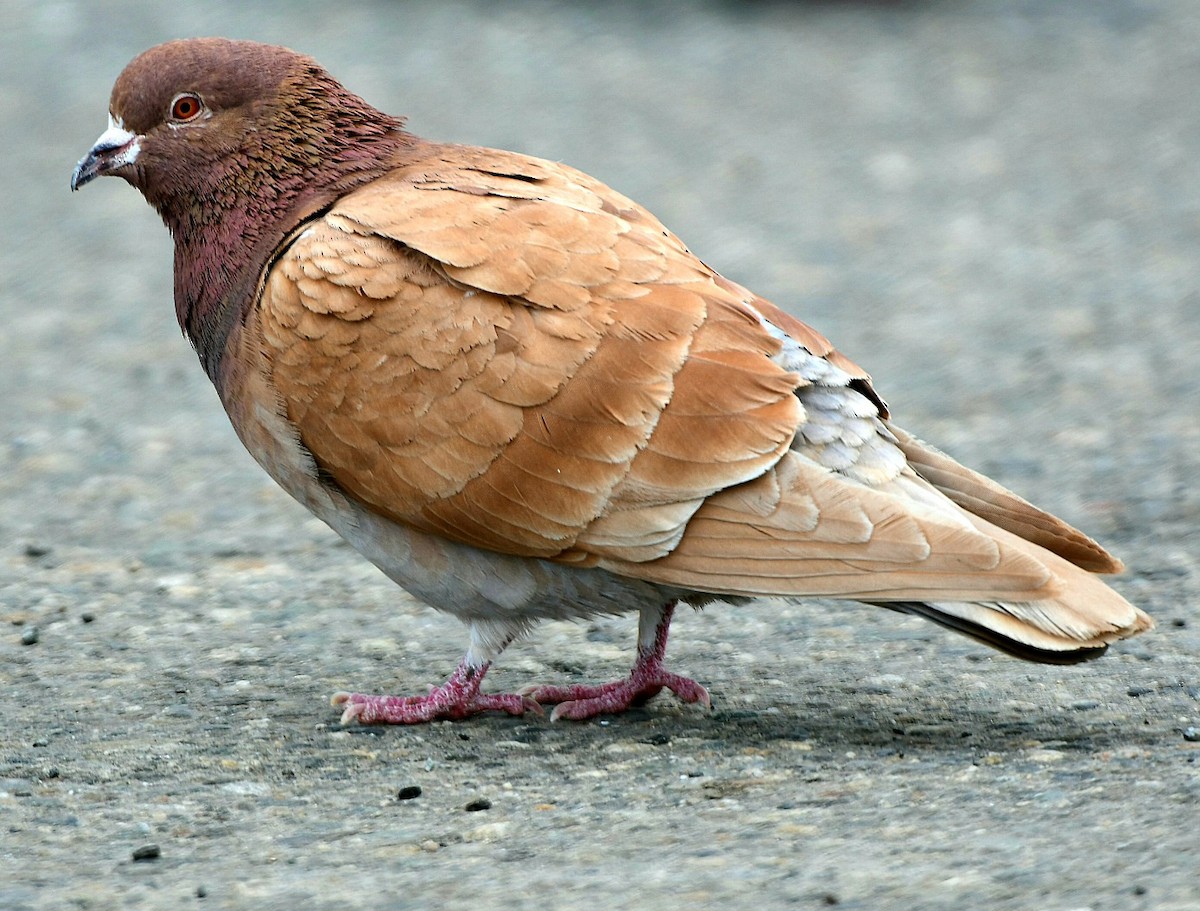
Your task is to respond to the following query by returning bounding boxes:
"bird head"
[71,38,409,231]
[71,38,413,378]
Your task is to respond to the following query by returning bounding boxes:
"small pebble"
[397,786,422,800]
[196,885,207,898]
[20,627,39,646]
[1171,618,1187,628]
[1183,727,1200,743]
[1071,700,1100,711]
[464,798,492,812]
[860,684,894,695]
[131,844,161,862]
[1126,686,1152,698]
[1027,749,1065,763]
[466,821,511,842]
[81,612,95,624]
[23,543,51,558]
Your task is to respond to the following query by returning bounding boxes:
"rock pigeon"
[72,38,1152,724]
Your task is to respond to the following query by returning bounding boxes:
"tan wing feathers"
[597,450,1061,601]
[264,153,803,560]
[263,221,527,514]
[419,327,679,554]
[561,281,806,561]
[424,279,807,557]
[333,153,660,309]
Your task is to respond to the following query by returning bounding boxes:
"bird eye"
[169,93,204,122]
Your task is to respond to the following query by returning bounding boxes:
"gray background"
[2,1,1198,909]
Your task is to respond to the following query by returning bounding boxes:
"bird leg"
[333,620,540,724]
[524,601,712,721]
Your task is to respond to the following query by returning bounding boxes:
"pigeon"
[72,38,1152,724]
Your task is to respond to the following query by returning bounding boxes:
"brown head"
[72,38,414,382]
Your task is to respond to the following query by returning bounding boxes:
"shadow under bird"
[72,38,1152,724]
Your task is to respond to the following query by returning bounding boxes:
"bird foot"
[523,665,711,722]
[332,690,538,724]
[332,660,540,724]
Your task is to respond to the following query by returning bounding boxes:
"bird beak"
[71,117,141,191]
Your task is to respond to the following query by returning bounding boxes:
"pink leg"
[524,601,711,721]
[332,620,539,725]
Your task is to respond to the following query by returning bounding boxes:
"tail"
[876,601,1113,664]
[872,511,1153,663]
[882,430,1152,662]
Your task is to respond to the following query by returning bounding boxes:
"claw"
[520,695,546,717]
[333,694,367,726]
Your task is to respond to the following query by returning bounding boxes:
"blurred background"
[2,2,1198,910]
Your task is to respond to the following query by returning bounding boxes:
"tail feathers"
[876,600,1128,665]
[872,511,1154,663]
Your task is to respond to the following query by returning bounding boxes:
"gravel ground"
[3,1,1198,909]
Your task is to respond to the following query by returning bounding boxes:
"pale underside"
[248,144,1148,654]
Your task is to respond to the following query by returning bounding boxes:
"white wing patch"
[750,307,908,487]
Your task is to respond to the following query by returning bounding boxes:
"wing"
[257,143,1119,605]
[260,146,802,562]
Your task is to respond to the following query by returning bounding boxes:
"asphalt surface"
[2,1,1198,909]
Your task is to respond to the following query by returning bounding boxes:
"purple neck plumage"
[147,82,415,390]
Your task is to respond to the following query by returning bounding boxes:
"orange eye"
[169,93,203,122]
